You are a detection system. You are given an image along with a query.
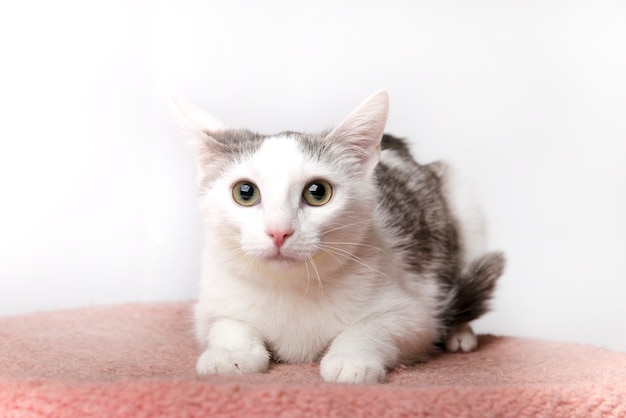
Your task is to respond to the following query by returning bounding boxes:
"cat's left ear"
[170,96,230,142]
[325,90,389,176]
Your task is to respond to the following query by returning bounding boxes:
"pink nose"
[267,229,293,248]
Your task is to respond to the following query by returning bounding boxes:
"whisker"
[304,257,311,295]
[321,241,389,256]
[237,255,255,278]
[318,246,344,266]
[319,245,393,281]
[224,244,262,280]
[307,255,324,297]
[321,219,372,236]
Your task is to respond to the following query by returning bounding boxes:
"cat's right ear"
[170,96,229,138]
[170,97,230,163]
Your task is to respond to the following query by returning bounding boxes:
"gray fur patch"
[198,129,264,189]
[377,135,461,281]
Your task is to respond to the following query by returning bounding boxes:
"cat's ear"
[325,90,389,175]
[170,96,230,140]
[171,96,231,168]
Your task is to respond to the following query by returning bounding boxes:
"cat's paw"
[196,346,270,375]
[320,353,387,384]
[445,323,478,353]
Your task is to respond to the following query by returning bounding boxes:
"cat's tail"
[445,251,506,327]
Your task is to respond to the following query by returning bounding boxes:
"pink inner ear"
[324,91,388,174]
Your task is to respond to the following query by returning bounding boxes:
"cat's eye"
[233,181,261,206]
[303,180,333,206]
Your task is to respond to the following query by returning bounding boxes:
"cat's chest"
[249,291,351,363]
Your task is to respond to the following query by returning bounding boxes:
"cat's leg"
[320,319,434,384]
[445,322,478,353]
[196,318,270,375]
[320,331,389,384]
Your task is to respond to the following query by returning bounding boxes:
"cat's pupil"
[239,183,254,200]
[308,183,326,200]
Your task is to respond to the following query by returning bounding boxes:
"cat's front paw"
[196,346,270,375]
[320,353,387,384]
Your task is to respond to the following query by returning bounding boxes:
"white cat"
[173,91,504,384]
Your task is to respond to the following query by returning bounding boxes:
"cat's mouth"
[267,253,296,263]
[264,251,301,268]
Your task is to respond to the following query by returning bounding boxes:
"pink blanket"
[1,302,624,417]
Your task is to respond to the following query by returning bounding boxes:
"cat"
[172,90,505,384]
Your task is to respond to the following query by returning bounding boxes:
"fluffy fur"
[173,91,505,384]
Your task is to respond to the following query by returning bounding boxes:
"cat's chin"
[263,254,301,271]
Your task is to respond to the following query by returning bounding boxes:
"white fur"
[183,91,480,384]
[445,323,478,353]
[439,164,487,266]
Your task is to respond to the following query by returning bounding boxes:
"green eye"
[233,181,261,206]
[303,180,333,206]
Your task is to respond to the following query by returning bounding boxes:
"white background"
[1,1,624,351]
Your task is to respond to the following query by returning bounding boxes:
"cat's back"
[376,135,461,281]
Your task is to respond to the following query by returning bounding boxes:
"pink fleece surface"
[1,302,625,417]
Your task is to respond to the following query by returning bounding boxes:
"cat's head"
[173,91,389,281]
